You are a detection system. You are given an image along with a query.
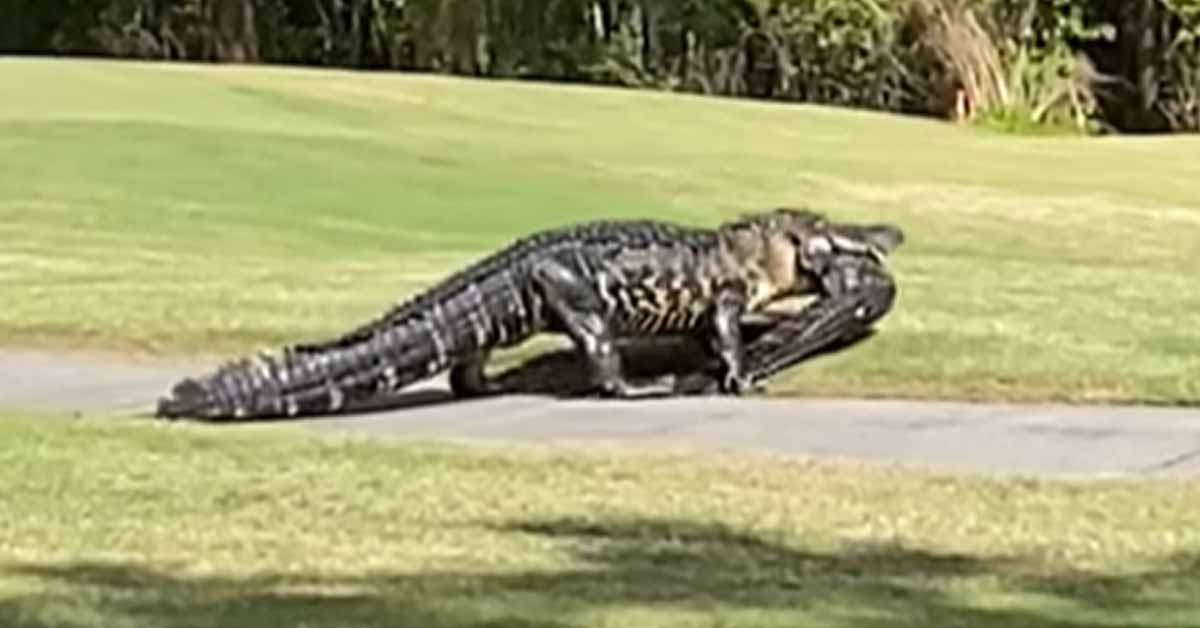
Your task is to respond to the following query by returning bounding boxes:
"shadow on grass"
[2,516,1195,628]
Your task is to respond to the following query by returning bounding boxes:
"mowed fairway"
[2,58,1198,404]
[0,414,1198,628]
[2,58,1200,627]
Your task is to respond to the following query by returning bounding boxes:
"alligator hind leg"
[531,259,675,398]
[448,352,502,398]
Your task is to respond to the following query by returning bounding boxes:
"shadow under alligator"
[190,325,876,423]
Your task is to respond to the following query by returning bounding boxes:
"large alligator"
[156,208,903,420]
[487,250,899,398]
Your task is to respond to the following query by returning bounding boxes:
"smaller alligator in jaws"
[156,208,903,420]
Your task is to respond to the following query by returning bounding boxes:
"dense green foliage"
[5,0,1200,133]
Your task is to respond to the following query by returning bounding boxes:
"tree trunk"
[642,1,660,75]
[349,0,363,67]
[1079,0,1172,132]
[1131,0,1161,129]
[208,0,259,62]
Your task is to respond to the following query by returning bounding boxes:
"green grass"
[0,413,1196,628]
[4,59,1196,627]
[2,57,1199,404]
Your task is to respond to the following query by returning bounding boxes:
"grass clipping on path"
[0,415,1197,628]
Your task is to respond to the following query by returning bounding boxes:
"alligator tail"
[155,319,449,421]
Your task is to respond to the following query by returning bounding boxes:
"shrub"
[903,0,1112,134]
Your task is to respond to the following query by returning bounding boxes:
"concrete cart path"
[2,348,1198,478]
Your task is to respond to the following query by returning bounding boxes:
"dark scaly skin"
[155,208,902,420]
[158,218,715,420]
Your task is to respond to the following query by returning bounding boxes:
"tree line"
[4,0,1199,133]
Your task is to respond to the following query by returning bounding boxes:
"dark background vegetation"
[3,0,1199,133]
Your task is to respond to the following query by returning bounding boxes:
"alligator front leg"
[709,284,752,395]
[531,259,675,398]
[677,257,897,395]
